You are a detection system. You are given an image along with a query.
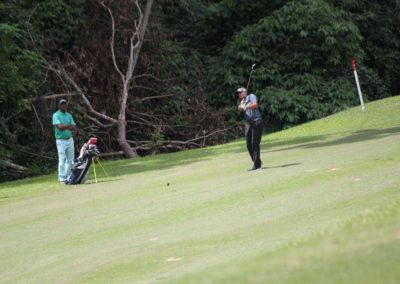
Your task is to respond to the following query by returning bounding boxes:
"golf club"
[246,63,256,90]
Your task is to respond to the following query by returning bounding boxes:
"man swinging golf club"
[237,87,263,170]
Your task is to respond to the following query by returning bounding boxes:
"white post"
[352,59,365,112]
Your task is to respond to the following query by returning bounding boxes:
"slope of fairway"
[1,96,399,284]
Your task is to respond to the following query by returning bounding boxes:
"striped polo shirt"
[244,94,262,122]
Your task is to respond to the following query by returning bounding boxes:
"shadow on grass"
[261,135,326,150]
[261,163,301,170]
[73,178,122,185]
[265,126,400,153]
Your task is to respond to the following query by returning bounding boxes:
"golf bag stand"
[66,138,100,185]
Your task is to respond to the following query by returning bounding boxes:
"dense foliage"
[1,0,399,181]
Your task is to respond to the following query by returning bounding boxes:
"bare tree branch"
[127,140,201,147]
[126,126,234,151]
[187,127,235,143]
[133,0,143,31]
[100,1,125,81]
[134,94,175,102]
[86,115,117,128]
[129,84,161,93]
[126,0,143,80]
[129,112,159,128]
[45,64,118,124]
[31,103,45,138]
[30,93,78,101]
[127,120,159,129]
[132,73,175,82]
[130,0,154,76]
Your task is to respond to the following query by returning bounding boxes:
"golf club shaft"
[246,64,256,90]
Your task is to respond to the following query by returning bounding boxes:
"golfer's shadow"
[261,163,300,170]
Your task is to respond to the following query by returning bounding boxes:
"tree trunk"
[46,1,155,159]
[118,118,136,157]
[118,83,137,158]
[114,0,154,158]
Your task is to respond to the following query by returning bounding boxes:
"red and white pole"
[352,59,365,112]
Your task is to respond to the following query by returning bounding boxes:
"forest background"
[1,0,399,181]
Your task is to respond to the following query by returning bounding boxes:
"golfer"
[52,99,76,183]
[237,87,263,170]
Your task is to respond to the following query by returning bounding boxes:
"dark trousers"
[245,119,263,167]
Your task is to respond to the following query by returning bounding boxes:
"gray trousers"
[245,119,263,167]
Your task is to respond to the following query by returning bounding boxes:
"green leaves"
[206,0,363,128]
[0,24,42,112]
[334,0,400,99]
[257,74,355,129]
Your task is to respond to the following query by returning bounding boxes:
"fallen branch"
[132,73,175,82]
[99,151,124,158]
[187,127,235,143]
[0,159,31,173]
[134,93,175,102]
[30,93,78,101]
[127,140,201,147]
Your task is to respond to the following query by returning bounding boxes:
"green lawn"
[1,97,399,284]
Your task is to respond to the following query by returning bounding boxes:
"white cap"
[236,87,247,93]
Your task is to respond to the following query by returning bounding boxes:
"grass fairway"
[1,97,399,284]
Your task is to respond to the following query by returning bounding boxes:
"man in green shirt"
[52,99,76,183]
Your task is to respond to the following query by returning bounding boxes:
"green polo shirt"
[52,110,76,139]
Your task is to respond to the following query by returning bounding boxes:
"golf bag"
[66,138,100,185]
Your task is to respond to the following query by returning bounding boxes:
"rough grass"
[0,96,399,284]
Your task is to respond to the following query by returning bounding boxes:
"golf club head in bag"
[66,138,100,185]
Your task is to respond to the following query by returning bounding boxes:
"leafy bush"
[208,0,363,128]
